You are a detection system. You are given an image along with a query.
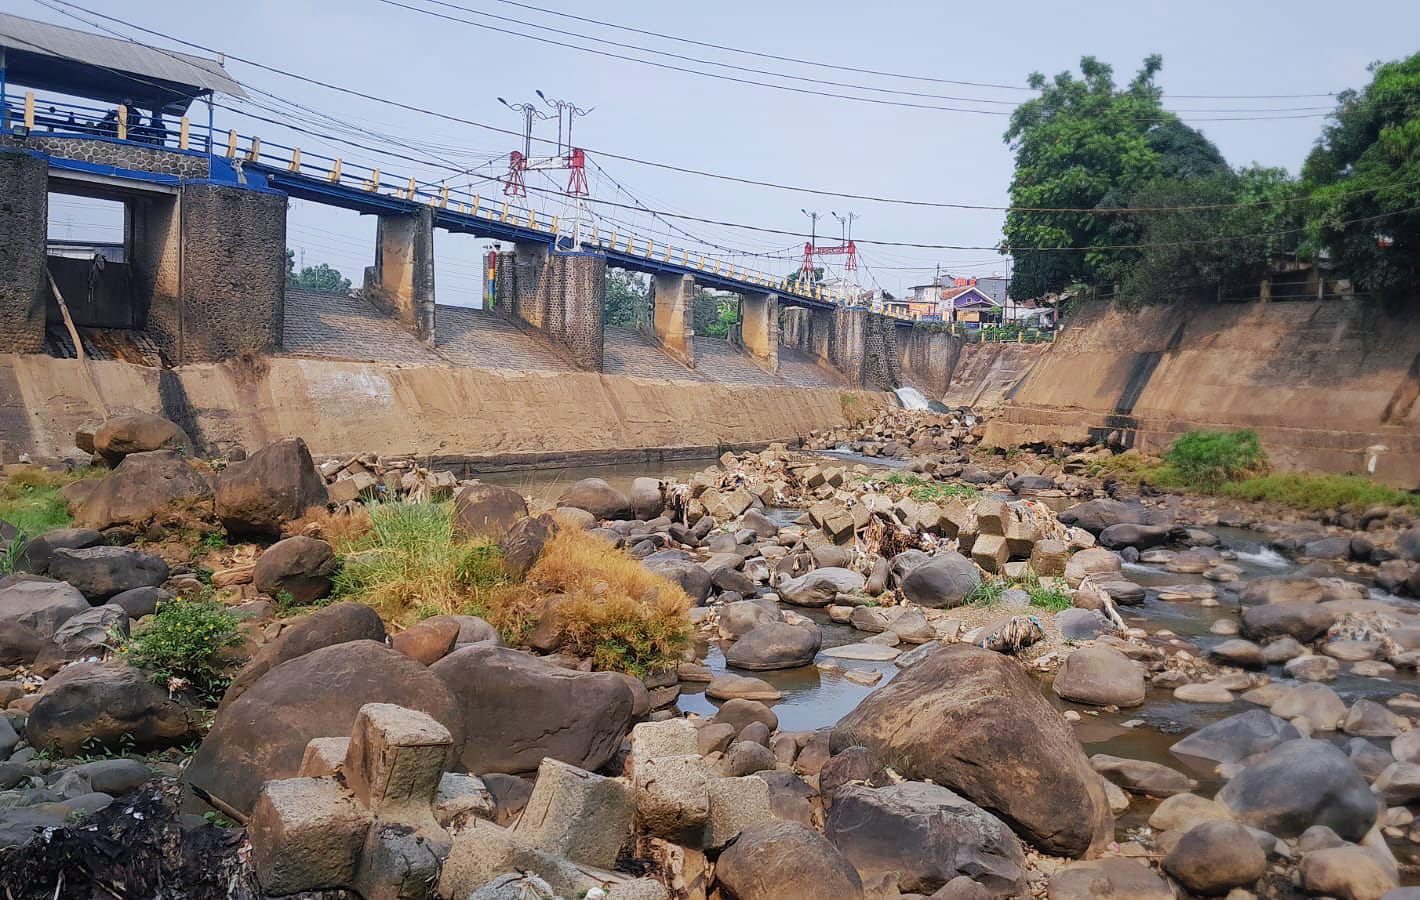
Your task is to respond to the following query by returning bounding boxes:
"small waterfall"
[894,386,930,410]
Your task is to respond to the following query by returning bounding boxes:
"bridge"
[0,12,941,393]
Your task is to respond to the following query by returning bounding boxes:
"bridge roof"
[0,13,246,112]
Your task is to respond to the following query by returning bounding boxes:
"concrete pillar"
[497,242,605,372]
[364,207,435,344]
[0,150,50,354]
[652,272,695,367]
[739,291,778,373]
[861,310,900,391]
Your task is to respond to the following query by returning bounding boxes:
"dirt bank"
[980,298,1420,489]
[0,354,890,464]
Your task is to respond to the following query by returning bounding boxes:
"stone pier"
[496,244,606,371]
[651,272,696,367]
[0,150,51,354]
[738,291,779,373]
[363,207,436,344]
[778,303,897,389]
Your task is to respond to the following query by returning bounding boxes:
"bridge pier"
[651,273,695,367]
[363,208,436,344]
[0,151,49,354]
[495,243,605,371]
[778,303,897,389]
[737,290,779,373]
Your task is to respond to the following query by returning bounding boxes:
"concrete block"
[975,497,1009,535]
[440,818,606,900]
[512,758,633,868]
[634,754,710,845]
[298,737,350,777]
[342,703,452,817]
[630,718,698,772]
[1030,539,1070,576]
[972,533,1009,574]
[248,777,371,894]
[705,775,772,849]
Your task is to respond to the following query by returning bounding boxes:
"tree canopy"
[285,250,353,294]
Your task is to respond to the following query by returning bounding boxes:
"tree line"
[1003,52,1420,308]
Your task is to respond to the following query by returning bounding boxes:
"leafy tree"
[693,289,738,337]
[784,266,824,291]
[604,270,650,327]
[1303,51,1420,307]
[285,249,353,294]
[1003,56,1170,299]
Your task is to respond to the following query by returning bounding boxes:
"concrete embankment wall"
[0,354,888,466]
[893,326,1048,409]
[981,299,1420,489]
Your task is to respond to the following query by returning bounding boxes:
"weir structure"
[0,12,909,388]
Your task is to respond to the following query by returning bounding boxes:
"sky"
[18,0,1420,305]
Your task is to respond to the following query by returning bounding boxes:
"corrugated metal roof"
[0,12,246,98]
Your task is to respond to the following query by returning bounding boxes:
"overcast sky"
[20,0,1420,305]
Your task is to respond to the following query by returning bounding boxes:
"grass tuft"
[0,467,95,540]
[283,504,374,545]
[1220,472,1420,514]
[1163,429,1268,489]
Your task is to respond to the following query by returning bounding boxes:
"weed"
[869,472,977,503]
[964,577,1005,606]
[1021,571,1071,612]
[1221,473,1420,514]
[0,467,93,539]
[202,810,238,828]
[200,531,229,551]
[114,597,243,702]
[283,504,374,545]
[1163,429,1268,490]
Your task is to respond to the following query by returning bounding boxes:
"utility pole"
[831,210,858,304]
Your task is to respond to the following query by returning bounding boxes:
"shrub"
[1163,430,1268,489]
[497,529,692,676]
[331,501,508,623]
[116,597,243,701]
[283,504,374,546]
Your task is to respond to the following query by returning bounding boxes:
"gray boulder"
[778,567,865,607]
[1058,499,1168,534]
[898,552,981,609]
[26,661,196,755]
[1089,754,1196,798]
[451,483,528,540]
[1215,738,1379,841]
[48,546,168,600]
[725,622,821,671]
[253,536,338,605]
[825,782,1024,896]
[52,604,128,657]
[215,437,328,536]
[73,450,213,531]
[9,527,103,575]
[1052,646,1144,708]
[555,478,632,521]
[714,821,864,900]
[1097,523,1171,550]
[1239,601,1337,643]
[0,578,89,639]
[1162,820,1267,896]
[643,558,712,604]
[1170,709,1300,768]
[93,413,192,465]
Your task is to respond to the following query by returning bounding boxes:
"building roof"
[0,13,246,112]
[942,286,1000,308]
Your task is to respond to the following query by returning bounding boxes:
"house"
[941,285,1002,326]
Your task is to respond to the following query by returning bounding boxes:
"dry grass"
[492,529,693,675]
[283,504,374,546]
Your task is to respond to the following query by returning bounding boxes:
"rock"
[1285,653,1341,682]
[71,758,151,796]
[0,578,89,640]
[643,557,712,604]
[1046,857,1173,900]
[1052,646,1144,708]
[1148,793,1236,832]
[818,746,886,804]
[1028,539,1070,577]
[1174,682,1236,704]
[253,536,338,605]
[1300,845,1399,900]
[497,514,552,579]
[1262,637,1304,663]
[898,552,981,609]
[820,642,898,661]
[391,618,461,666]
[1348,738,1395,781]
[1162,820,1267,896]
[51,603,128,657]
[1374,762,1420,805]
[48,546,168,600]
[718,600,780,639]
[1055,608,1114,641]
[1098,523,1171,550]
[831,645,1112,857]
[1170,709,1300,767]
[721,740,776,776]
[93,413,192,465]
[1343,700,1402,737]
[725,622,820,670]
[1240,574,1331,605]
[1240,601,1337,643]
[711,699,778,735]
[1058,499,1167,534]
[431,644,633,775]
[778,568,866,607]
[512,757,632,868]
[215,438,329,536]
[887,607,936,643]
[741,509,779,539]
[222,602,387,709]
[633,753,709,844]
[1215,738,1379,841]
[8,527,103,575]
[26,661,195,755]
[1064,548,1122,587]
[628,477,666,520]
[452,483,528,540]
[109,585,171,619]
[0,620,48,666]
[555,478,632,521]
[825,782,1025,896]
[714,821,864,900]
[1089,755,1196,797]
[1208,639,1267,670]
[706,675,782,702]
[759,770,815,826]
[184,641,462,814]
[1271,683,1347,732]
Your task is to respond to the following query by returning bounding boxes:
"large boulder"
[25,661,196,755]
[1215,738,1379,841]
[0,578,89,639]
[1052,646,1145,708]
[714,821,864,900]
[1064,548,1122,588]
[642,557,712,604]
[93,413,192,465]
[778,567,865,608]
[452,483,528,540]
[1047,857,1174,900]
[73,451,214,531]
[1162,820,1267,896]
[219,602,387,710]
[183,640,462,814]
[497,514,553,579]
[9,527,103,575]
[1239,601,1337,643]
[48,546,168,600]
[898,552,981,609]
[1170,709,1300,768]
[52,604,128,657]
[555,478,632,521]
[1239,574,1331,605]
[1058,499,1168,534]
[825,782,1025,896]
[0,620,48,666]
[1097,523,1171,550]
[1089,755,1195,798]
[831,645,1113,857]
[725,622,821,671]
[215,438,328,536]
[430,644,634,775]
[628,477,666,520]
[252,536,338,605]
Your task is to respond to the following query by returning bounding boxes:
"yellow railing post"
[116,104,127,140]
[471,194,481,216]
[528,209,537,229]
[439,186,450,208]
[329,158,343,183]
[225,130,237,158]
[645,239,653,258]
[369,167,380,191]
[246,136,261,162]
[663,245,671,263]
[23,92,34,130]
[681,249,689,265]
[288,148,301,172]
[609,230,618,248]
[406,176,416,200]
[550,215,559,234]
[178,116,190,150]
[500,201,510,222]
[697,255,705,270]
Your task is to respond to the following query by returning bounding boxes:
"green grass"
[1022,571,1072,612]
[1220,473,1420,514]
[114,596,243,703]
[1162,429,1267,490]
[0,468,90,541]
[863,472,979,503]
[964,577,1006,606]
